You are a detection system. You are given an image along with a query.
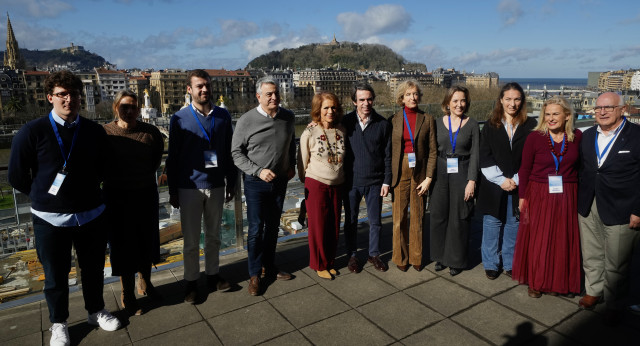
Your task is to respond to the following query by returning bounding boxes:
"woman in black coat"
[477,83,536,280]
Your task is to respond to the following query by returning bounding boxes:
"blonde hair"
[395,80,423,106]
[534,95,575,141]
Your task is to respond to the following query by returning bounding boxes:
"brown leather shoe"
[368,256,388,272]
[578,294,601,310]
[396,264,408,272]
[413,264,423,272]
[348,256,359,273]
[528,287,541,298]
[261,267,293,280]
[248,276,260,296]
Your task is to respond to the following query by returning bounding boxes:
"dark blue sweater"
[343,110,392,187]
[8,115,106,213]
[166,105,237,195]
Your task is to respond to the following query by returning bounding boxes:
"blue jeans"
[344,184,383,257]
[243,175,287,277]
[481,194,519,271]
[33,213,108,323]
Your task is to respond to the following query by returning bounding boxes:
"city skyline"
[1,0,639,78]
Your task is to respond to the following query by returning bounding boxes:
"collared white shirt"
[257,105,279,118]
[357,112,370,131]
[31,110,105,227]
[191,102,215,117]
[596,120,626,167]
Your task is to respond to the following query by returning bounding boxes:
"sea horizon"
[500,77,589,89]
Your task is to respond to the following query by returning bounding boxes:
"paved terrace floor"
[1,214,640,346]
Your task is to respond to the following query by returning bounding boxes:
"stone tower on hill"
[4,13,25,69]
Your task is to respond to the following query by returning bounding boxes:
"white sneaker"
[49,322,70,346]
[87,309,121,331]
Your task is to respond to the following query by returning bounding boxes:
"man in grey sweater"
[231,76,296,296]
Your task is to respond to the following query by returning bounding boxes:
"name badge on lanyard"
[407,153,416,168]
[548,175,563,193]
[447,157,459,173]
[48,113,79,195]
[403,110,417,168]
[548,132,566,194]
[447,115,461,174]
[204,150,218,168]
[48,172,67,195]
[189,104,217,168]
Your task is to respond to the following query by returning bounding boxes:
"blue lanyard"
[189,104,215,146]
[403,109,416,151]
[448,115,461,154]
[595,117,626,166]
[548,133,566,174]
[49,112,79,172]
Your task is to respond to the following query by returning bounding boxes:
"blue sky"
[1,0,638,78]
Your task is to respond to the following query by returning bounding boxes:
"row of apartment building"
[588,69,640,92]
[0,66,500,119]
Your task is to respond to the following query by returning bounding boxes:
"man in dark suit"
[577,91,640,324]
[342,83,392,273]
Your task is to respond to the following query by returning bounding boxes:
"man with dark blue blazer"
[577,92,640,324]
[342,83,392,273]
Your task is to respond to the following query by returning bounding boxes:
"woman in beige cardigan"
[389,80,437,271]
[298,92,346,280]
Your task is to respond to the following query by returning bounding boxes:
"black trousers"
[33,213,108,323]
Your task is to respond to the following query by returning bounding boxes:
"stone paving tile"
[196,282,264,319]
[125,299,204,342]
[523,330,583,346]
[401,319,490,346]
[405,277,484,317]
[2,332,42,346]
[443,263,519,297]
[366,260,436,290]
[312,268,396,308]
[208,301,295,346]
[356,292,444,340]
[56,321,131,346]
[553,309,640,345]
[492,284,580,327]
[258,331,312,345]
[0,302,42,342]
[451,300,546,345]
[270,285,350,328]
[134,321,221,346]
[300,310,394,346]
[261,268,317,299]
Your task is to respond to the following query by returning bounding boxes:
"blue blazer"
[578,121,640,225]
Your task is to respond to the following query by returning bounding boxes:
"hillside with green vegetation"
[9,48,107,70]
[246,42,426,72]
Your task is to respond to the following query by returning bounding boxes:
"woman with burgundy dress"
[512,95,582,298]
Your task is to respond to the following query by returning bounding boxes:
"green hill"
[5,48,107,70]
[246,42,426,72]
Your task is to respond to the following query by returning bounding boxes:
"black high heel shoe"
[434,262,446,271]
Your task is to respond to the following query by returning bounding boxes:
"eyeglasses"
[52,91,81,100]
[594,105,620,113]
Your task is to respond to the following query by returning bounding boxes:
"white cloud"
[242,26,324,60]
[497,0,523,27]
[0,0,74,18]
[455,48,549,66]
[193,20,260,48]
[337,4,411,40]
[610,46,640,62]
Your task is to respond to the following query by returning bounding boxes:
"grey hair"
[256,76,279,94]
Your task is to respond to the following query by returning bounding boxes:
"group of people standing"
[7,70,639,346]
[298,80,640,327]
